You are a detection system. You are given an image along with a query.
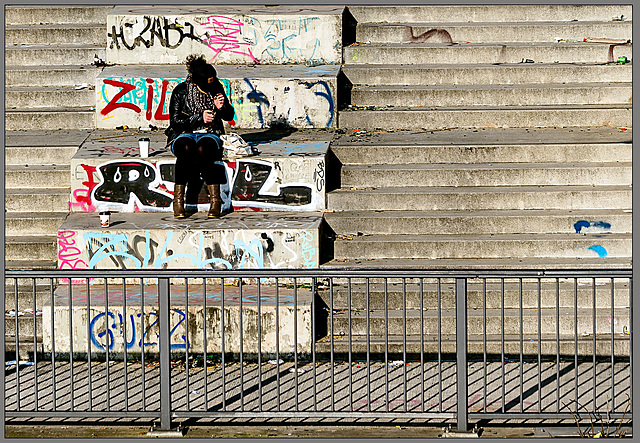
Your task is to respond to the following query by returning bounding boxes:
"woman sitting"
[165,54,235,218]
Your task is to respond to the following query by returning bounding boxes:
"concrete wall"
[42,283,312,354]
[70,131,330,213]
[57,212,322,270]
[105,5,344,65]
[96,65,339,129]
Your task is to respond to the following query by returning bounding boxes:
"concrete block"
[105,5,344,65]
[5,66,103,88]
[5,45,106,67]
[5,212,69,237]
[5,188,70,213]
[5,5,114,25]
[6,87,95,109]
[57,212,322,270]
[5,24,106,46]
[42,283,312,354]
[5,236,57,262]
[5,165,70,189]
[69,130,330,213]
[95,65,338,129]
[5,109,95,131]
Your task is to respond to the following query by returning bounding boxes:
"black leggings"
[173,136,226,186]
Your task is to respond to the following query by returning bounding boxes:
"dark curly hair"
[185,54,209,74]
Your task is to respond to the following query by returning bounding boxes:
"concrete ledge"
[70,129,331,213]
[57,212,322,270]
[106,5,344,65]
[42,282,313,354]
[96,64,339,129]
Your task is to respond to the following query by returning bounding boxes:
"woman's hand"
[203,110,215,123]
[213,93,225,110]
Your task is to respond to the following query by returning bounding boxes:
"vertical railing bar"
[158,277,172,431]
[348,277,352,412]
[294,278,299,412]
[123,278,128,412]
[141,278,146,411]
[276,278,280,412]
[202,277,207,413]
[239,277,244,411]
[86,278,91,412]
[105,279,110,412]
[483,278,487,413]
[33,278,38,411]
[384,278,389,413]
[68,278,74,412]
[456,277,468,432]
[258,278,262,412]
[574,278,578,409]
[366,278,371,412]
[403,278,407,412]
[330,278,335,412]
[14,278,20,412]
[220,278,226,411]
[610,277,615,411]
[50,278,56,412]
[519,278,523,413]
[538,278,542,412]
[438,278,442,413]
[556,278,560,413]
[420,278,424,413]
[185,277,190,412]
[501,278,505,414]
[593,277,597,413]
[311,277,316,413]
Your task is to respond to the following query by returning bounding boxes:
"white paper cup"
[99,211,111,228]
[139,137,150,158]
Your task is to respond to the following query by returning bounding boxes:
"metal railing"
[4,268,632,432]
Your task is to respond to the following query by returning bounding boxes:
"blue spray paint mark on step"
[588,245,608,258]
[574,220,612,233]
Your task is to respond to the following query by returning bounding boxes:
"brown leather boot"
[207,184,222,218]
[173,184,186,218]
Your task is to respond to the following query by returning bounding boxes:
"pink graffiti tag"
[58,230,88,284]
[201,16,258,63]
[71,164,98,212]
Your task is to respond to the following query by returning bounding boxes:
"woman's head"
[186,54,219,92]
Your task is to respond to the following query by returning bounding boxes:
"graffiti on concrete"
[201,15,258,63]
[403,27,453,43]
[574,220,612,234]
[71,163,99,212]
[108,16,203,50]
[99,77,177,123]
[246,16,322,63]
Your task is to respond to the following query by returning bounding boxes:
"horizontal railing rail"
[4,268,632,433]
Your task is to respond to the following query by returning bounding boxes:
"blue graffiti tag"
[244,78,270,127]
[299,80,334,127]
[588,245,608,258]
[574,220,612,234]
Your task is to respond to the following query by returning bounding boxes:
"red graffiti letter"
[154,80,171,121]
[101,79,141,115]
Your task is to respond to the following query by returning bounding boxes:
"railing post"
[158,277,172,431]
[456,277,468,432]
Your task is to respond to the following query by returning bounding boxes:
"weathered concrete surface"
[69,129,331,213]
[106,5,344,65]
[42,283,312,354]
[95,65,339,129]
[57,212,322,270]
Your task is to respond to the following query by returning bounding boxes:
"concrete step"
[317,280,631,311]
[342,63,633,86]
[314,334,630,357]
[347,5,632,24]
[5,281,54,311]
[5,45,105,67]
[331,142,632,165]
[344,42,632,65]
[5,188,70,213]
[5,5,114,25]
[5,212,69,237]
[5,260,58,271]
[321,257,633,270]
[6,86,95,109]
[5,129,91,164]
[5,146,78,166]
[5,165,71,189]
[324,209,631,235]
[5,23,106,46]
[4,315,43,338]
[356,21,632,44]
[351,83,632,107]
[340,162,631,188]
[333,233,631,260]
[337,105,631,130]
[326,185,632,211]
[5,108,95,130]
[4,236,58,262]
[5,65,104,88]
[326,307,629,336]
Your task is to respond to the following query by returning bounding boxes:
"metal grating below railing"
[4,268,632,432]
